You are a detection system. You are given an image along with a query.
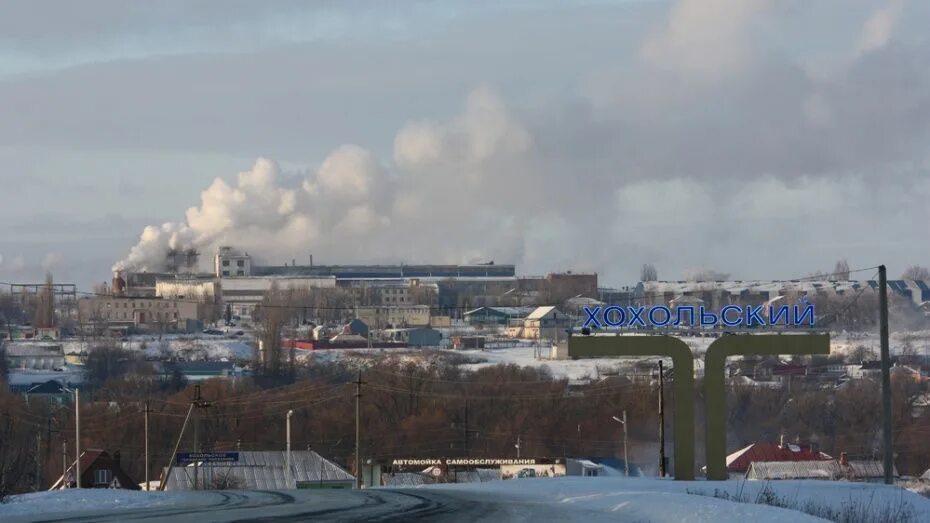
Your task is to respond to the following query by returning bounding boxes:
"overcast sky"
[1,0,928,289]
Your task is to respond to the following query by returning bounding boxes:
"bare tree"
[901,265,930,281]
[640,264,658,282]
[831,259,851,281]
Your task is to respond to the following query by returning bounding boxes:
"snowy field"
[57,335,254,361]
[0,489,198,519]
[420,476,930,522]
[3,478,927,522]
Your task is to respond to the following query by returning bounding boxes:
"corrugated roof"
[747,460,841,480]
[527,306,559,320]
[162,450,353,490]
[726,442,832,472]
[745,459,896,481]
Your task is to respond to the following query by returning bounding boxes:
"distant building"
[50,449,140,490]
[77,296,205,332]
[159,361,244,382]
[356,305,431,328]
[4,342,65,370]
[23,380,73,407]
[745,453,897,482]
[219,275,336,319]
[343,318,370,338]
[385,327,442,347]
[522,306,573,340]
[161,451,354,490]
[726,442,832,476]
[215,246,252,277]
[463,306,534,326]
[635,279,929,310]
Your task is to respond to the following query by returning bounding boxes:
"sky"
[1,0,929,290]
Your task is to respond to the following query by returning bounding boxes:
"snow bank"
[0,489,197,518]
[416,477,930,522]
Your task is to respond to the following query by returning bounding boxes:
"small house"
[50,449,139,490]
[23,380,73,407]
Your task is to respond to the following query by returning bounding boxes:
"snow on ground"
[418,477,930,522]
[6,366,84,386]
[0,489,197,518]
[58,335,255,361]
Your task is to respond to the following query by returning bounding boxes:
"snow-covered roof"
[527,306,560,320]
[746,460,841,480]
[641,280,875,296]
[162,451,352,490]
[3,343,64,357]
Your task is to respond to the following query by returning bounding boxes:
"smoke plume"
[114,0,930,282]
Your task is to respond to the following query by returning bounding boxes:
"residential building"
[356,305,430,328]
[522,306,573,340]
[726,441,832,476]
[23,380,73,407]
[50,449,139,490]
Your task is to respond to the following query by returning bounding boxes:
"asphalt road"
[4,488,617,523]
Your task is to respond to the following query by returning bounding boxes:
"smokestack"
[310,254,313,267]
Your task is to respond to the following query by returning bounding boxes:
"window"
[222,260,230,267]
[237,260,244,267]
[237,270,245,276]
[222,271,230,276]
[94,469,112,486]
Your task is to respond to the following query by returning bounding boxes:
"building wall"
[215,247,252,277]
[220,276,337,319]
[78,296,202,328]
[356,306,431,328]
[156,280,217,300]
[5,344,66,370]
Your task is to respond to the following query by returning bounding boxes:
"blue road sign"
[176,452,240,464]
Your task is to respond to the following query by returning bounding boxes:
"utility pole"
[74,388,81,488]
[623,410,629,477]
[658,360,666,478]
[191,384,211,490]
[61,440,67,489]
[159,403,194,491]
[144,401,152,491]
[286,410,294,489]
[354,370,365,489]
[879,265,894,485]
[463,401,470,457]
[611,413,629,476]
[35,432,41,491]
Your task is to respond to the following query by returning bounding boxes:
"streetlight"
[611,411,629,477]
[286,410,294,488]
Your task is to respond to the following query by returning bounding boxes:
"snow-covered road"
[3,477,928,522]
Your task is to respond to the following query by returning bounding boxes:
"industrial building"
[161,451,354,490]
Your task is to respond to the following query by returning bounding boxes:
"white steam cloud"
[114,0,930,281]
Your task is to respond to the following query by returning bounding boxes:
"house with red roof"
[726,441,832,478]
